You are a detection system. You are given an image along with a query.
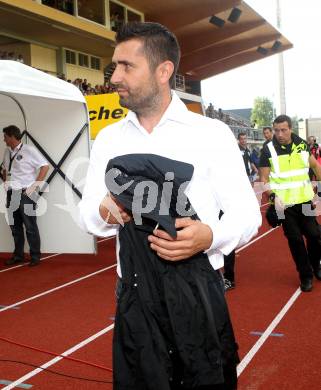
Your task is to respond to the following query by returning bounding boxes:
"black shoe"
[5,256,24,266]
[29,258,40,267]
[300,278,313,292]
[313,266,321,281]
[224,278,235,291]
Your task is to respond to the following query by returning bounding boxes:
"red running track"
[0,206,320,389]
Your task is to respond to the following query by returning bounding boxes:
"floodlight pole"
[276,0,286,115]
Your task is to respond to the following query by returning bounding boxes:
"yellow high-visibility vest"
[268,141,314,205]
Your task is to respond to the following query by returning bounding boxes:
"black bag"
[266,204,282,228]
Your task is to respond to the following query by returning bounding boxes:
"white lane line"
[237,288,302,377]
[97,236,116,243]
[0,263,117,313]
[236,227,279,253]
[0,236,116,274]
[2,323,115,390]
[0,254,60,274]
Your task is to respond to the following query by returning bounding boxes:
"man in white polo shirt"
[2,125,49,266]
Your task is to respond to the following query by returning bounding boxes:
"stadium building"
[0,0,292,102]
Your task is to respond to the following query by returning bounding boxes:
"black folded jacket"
[105,154,239,390]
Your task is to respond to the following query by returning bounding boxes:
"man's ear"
[157,61,174,85]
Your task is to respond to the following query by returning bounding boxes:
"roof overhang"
[124,0,293,80]
[0,0,292,79]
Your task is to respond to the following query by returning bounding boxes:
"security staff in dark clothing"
[238,132,258,181]
[2,125,49,266]
[262,126,273,146]
[260,115,321,292]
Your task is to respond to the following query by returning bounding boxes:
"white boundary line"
[97,236,116,243]
[0,254,60,274]
[2,323,115,390]
[0,236,116,274]
[236,227,279,253]
[0,263,116,313]
[237,288,302,377]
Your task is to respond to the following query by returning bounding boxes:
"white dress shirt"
[79,92,261,275]
[3,143,48,189]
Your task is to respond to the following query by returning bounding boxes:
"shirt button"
[133,283,138,287]
[169,349,173,354]
[134,273,138,277]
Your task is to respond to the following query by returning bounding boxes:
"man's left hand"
[148,218,213,261]
[25,182,40,196]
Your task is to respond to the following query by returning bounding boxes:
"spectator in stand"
[82,78,88,93]
[263,126,273,146]
[16,54,24,63]
[238,132,258,182]
[307,135,321,180]
[110,12,122,32]
[206,103,215,118]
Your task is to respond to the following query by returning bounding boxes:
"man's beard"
[118,82,161,115]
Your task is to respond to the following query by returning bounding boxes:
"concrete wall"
[30,44,57,74]
[66,64,104,85]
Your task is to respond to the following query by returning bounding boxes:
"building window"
[66,49,76,64]
[42,0,74,15]
[78,53,89,67]
[127,9,142,22]
[91,56,101,70]
[77,0,105,25]
[109,1,125,32]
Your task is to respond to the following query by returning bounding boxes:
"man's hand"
[99,194,131,225]
[148,218,213,261]
[25,182,40,196]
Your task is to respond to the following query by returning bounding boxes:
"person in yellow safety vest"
[259,114,321,292]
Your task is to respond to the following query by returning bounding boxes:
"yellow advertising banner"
[85,93,128,139]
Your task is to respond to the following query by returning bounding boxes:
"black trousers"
[7,189,41,260]
[223,251,236,283]
[282,202,321,280]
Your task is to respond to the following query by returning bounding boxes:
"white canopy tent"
[0,60,95,254]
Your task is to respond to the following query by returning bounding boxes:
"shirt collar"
[10,142,22,153]
[123,91,190,130]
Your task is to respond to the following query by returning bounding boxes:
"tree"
[251,97,274,128]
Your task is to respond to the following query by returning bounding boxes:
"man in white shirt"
[79,22,261,389]
[2,125,49,266]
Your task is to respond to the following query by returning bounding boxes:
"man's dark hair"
[273,115,292,129]
[238,132,246,140]
[115,22,181,87]
[3,125,22,140]
[263,126,272,132]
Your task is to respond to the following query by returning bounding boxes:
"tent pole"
[0,92,28,140]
